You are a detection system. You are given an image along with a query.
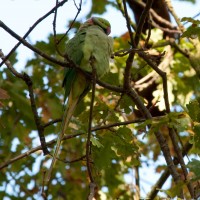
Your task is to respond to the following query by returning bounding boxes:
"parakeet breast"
[80,25,113,78]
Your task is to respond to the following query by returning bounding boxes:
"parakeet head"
[80,17,111,35]
[91,17,111,35]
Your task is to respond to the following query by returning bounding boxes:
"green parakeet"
[46,17,113,181]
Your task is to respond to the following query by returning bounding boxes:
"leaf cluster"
[1,0,200,199]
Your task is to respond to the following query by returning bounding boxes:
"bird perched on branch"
[46,17,113,182]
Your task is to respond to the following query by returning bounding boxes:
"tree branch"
[0,50,49,155]
[116,0,137,31]
[132,0,176,30]
[0,21,124,95]
[0,20,68,66]
[138,48,193,197]
[147,141,193,199]
[164,0,184,32]
[0,0,68,67]
[57,0,82,45]
[0,133,83,170]
[137,50,170,112]
[118,1,183,192]
[0,115,147,170]
[86,58,97,198]
[123,0,153,91]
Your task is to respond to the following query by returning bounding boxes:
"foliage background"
[1,0,200,199]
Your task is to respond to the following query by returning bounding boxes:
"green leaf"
[92,133,117,169]
[9,51,18,66]
[167,112,191,132]
[186,99,200,121]
[181,26,200,39]
[88,0,116,15]
[116,127,133,141]
[181,17,200,24]
[187,158,200,181]
[119,95,134,114]
[91,136,104,148]
[178,0,196,4]
[192,123,200,148]
[111,127,139,162]
[162,181,185,198]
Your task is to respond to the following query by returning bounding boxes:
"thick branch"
[126,89,182,188]
[123,0,153,90]
[147,141,193,199]
[164,0,184,32]
[138,49,193,197]
[137,51,170,112]
[132,0,176,29]
[119,1,183,189]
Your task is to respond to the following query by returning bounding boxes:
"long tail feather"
[45,98,78,182]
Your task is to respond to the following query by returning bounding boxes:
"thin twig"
[133,0,154,47]
[86,58,97,188]
[151,19,181,34]
[116,0,137,31]
[122,0,135,46]
[53,0,59,38]
[43,118,62,128]
[0,116,148,170]
[56,155,86,164]
[0,133,83,170]
[0,20,69,67]
[144,14,152,48]
[123,0,153,90]
[137,50,170,112]
[57,0,82,45]
[0,0,68,67]
[0,50,49,155]
[41,170,47,200]
[42,114,177,133]
[52,0,64,57]
[168,128,194,197]
[122,0,135,79]
[86,59,98,199]
[93,118,145,131]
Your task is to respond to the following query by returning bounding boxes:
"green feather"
[62,30,87,102]
[45,17,113,182]
[62,68,76,103]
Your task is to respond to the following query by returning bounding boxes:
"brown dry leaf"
[0,88,10,108]
[0,88,10,99]
[0,88,10,127]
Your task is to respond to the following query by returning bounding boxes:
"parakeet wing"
[62,31,86,102]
